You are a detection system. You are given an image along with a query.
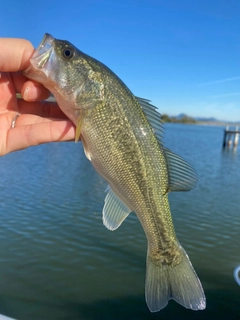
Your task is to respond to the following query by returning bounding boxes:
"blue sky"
[1,0,240,121]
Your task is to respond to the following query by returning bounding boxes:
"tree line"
[161,114,197,124]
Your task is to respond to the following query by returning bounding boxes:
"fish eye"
[62,47,74,60]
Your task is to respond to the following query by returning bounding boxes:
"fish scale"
[24,33,206,312]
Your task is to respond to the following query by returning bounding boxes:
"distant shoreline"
[197,121,240,126]
[161,114,240,127]
[164,121,240,127]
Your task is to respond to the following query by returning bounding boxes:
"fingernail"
[23,87,30,100]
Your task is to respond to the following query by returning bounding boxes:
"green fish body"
[24,34,206,312]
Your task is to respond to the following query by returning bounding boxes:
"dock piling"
[223,126,240,149]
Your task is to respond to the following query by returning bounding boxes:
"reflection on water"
[0,124,239,320]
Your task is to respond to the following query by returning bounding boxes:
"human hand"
[0,38,76,156]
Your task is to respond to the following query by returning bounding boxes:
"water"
[0,124,239,320]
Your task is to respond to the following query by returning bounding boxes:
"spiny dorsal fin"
[136,97,164,143]
[103,187,132,230]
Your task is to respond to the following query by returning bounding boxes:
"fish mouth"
[31,33,54,69]
[24,33,55,80]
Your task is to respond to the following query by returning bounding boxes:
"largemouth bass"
[24,34,206,312]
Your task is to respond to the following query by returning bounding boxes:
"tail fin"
[145,244,206,312]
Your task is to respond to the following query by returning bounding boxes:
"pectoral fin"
[75,113,84,143]
[103,187,132,231]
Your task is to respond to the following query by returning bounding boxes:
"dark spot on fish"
[150,247,181,266]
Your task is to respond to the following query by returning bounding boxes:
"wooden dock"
[223,126,240,148]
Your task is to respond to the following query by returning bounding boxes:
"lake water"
[0,123,239,320]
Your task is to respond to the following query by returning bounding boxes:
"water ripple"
[0,126,239,319]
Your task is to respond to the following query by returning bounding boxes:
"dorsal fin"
[136,97,164,143]
[164,148,199,191]
[136,97,198,192]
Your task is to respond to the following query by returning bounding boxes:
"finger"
[17,100,69,119]
[10,72,27,93]
[4,112,70,132]
[21,80,51,101]
[5,120,76,154]
[11,113,67,127]
[11,73,51,102]
[0,73,18,112]
[0,38,34,71]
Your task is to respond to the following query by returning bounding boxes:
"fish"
[23,33,206,312]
